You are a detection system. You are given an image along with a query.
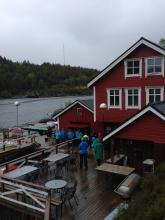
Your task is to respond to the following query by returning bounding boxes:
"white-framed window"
[145,57,164,76]
[124,59,142,78]
[125,88,141,109]
[145,87,164,104]
[107,89,122,109]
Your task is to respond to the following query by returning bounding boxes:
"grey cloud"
[0,0,165,70]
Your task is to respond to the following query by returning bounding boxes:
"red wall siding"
[95,44,165,123]
[58,103,94,131]
[115,112,165,144]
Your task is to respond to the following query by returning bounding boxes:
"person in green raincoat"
[92,137,103,166]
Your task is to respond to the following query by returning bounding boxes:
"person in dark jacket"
[78,138,89,169]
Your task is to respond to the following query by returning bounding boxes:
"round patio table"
[45,179,67,190]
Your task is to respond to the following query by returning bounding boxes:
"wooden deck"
[59,158,122,220]
[0,145,124,220]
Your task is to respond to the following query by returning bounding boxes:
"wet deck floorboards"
[54,158,123,220]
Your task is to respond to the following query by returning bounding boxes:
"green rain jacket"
[93,138,103,160]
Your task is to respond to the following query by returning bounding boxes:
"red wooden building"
[53,99,99,133]
[88,37,165,173]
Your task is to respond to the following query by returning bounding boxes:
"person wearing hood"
[92,138,103,166]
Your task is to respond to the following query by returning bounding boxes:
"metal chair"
[69,153,78,170]
[56,160,67,176]
[64,180,79,207]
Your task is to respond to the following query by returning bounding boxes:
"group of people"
[46,127,103,169]
[78,134,103,169]
[47,128,84,144]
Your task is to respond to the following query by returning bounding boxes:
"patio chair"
[67,179,79,203]
[56,160,67,176]
[47,161,56,177]
[63,180,79,208]
[39,160,49,174]
[69,153,78,170]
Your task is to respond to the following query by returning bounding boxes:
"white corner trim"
[93,86,96,122]
[103,106,165,142]
[57,117,59,129]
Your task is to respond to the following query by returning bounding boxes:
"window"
[145,57,164,76]
[107,89,122,109]
[124,59,142,78]
[146,87,164,104]
[125,88,141,109]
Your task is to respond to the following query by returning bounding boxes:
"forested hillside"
[0,56,98,98]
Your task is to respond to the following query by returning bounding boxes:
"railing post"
[111,139,115,164]
[44,190,51,220]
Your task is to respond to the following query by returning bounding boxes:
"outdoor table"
[44,153,69,162]
[45,179,67,194]
[4,165,38,179]
[96,163,135,176]
[44,153,70,174]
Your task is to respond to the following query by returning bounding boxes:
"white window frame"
[125,88,141,109]
[124,59,142,78]
[107,88,122,109]
[145,87,164,104]
[145,56,164,77]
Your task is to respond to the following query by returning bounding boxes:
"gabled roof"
[79,99,94,111]
[152,101,165,115]
[53,99,94,119]
[103,102,165,142]
[88,37,165,88]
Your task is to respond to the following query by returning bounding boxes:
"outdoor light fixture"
[99,103,107,159]
[99,102,107,133]
[99,103,107,109]
[14,101,20,128]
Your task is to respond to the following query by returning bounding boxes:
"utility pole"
[63,44,65,66]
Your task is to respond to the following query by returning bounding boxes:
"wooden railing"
[0,175,51,220]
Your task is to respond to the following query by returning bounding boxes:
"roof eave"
[52,100,94,120]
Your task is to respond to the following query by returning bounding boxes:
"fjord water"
[0,96,92,128]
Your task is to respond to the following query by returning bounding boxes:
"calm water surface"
[0,96,92,128]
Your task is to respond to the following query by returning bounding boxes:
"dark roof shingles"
[79,99,94,111]
[151,101,165,115]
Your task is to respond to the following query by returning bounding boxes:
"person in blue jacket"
[78,137,89,169]
[60,128,66,142]
[67,129,75,140]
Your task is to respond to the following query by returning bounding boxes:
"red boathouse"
[53,99,100,133]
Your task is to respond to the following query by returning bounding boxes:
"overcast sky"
[0,0,165,70]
